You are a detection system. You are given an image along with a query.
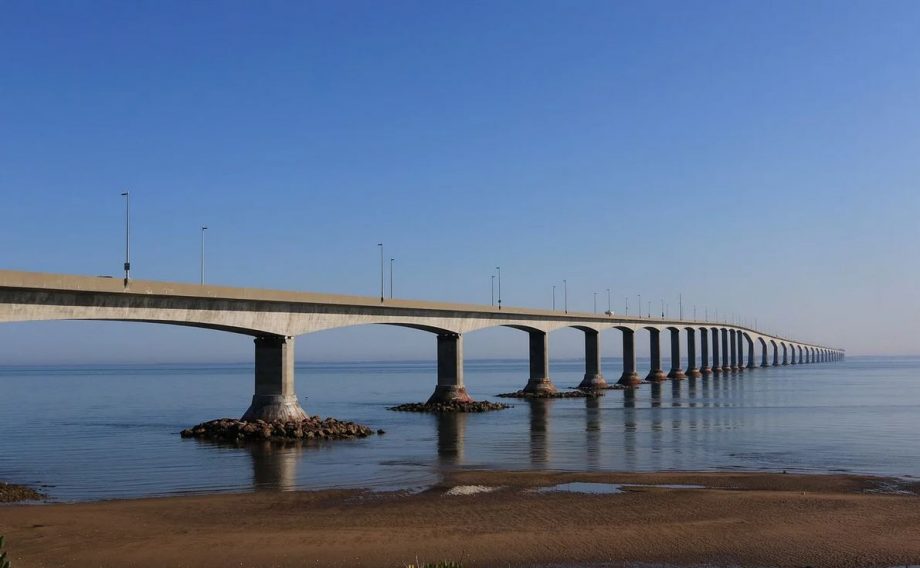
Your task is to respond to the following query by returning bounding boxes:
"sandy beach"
[2,470,919,567]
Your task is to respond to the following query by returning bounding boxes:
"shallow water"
[1,356,918,501]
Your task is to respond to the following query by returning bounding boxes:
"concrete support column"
[700,328,711,375]
[646,328,666,382]
[772,343,779,366]
[667,328,686,379]
[712,329,723,373]
[747,337,756,369]
[427,333,473,404]
[790,345,797,365]
[736,332,745,372]
[523,330,557,394]
[686,329,701,378]
[721,329,730,371]
[242,335,308,422]
[578,329,607,389]
[617,329,641,386]
[729,330,738,371]
[782,345,788,365]
[760,340,769,367]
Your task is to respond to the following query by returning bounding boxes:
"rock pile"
[0,482,45,503]
[497,389,604,399]
[388,401,509,413]
[180,417,377,443]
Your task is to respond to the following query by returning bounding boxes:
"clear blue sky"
[2,0,919,363]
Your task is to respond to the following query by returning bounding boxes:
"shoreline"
[2,470,919,567]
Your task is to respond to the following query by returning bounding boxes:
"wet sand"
[2,471,919,567]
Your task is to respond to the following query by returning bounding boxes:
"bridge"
[0,270,844,421]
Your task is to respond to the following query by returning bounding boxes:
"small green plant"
[0,535,11,568]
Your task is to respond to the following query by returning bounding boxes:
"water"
[1,356,918,502]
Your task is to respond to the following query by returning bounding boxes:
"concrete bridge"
[0,270,844,421]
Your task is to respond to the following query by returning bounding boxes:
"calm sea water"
[0,356,917,502]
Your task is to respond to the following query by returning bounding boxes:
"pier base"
[618,371,642,387]
[241,335,308,422]
[522,331,558,394]
[426,333,474,404]
[578,373,608,389]
[523,377,558,395]
[646,369,667,382]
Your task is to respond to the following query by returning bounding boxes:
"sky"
[1,0,919,364]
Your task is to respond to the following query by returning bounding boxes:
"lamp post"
[200,226,207,285]
[496,266,502,309]
[661,299,664,319]
[389,258,395,299]
[638,294,642,318]
[120,191,130,285]
[491,275,495,306]
[625,296,629,316]
[606,288,611,314]
[378,243,384,302]
[563,279,568,314]
[679,294,683,320]
[593,291,597,314]
[552,285,556,311]
[647,301,651,319]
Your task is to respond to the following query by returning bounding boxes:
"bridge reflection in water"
[229,373,772,491]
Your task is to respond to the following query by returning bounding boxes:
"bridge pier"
[782,344,789,365]
[699,328,711,375]
[746,336,756,369]
[686,328,702,378]
[772,343,779,366]
[711,328,722,374]
[523,331,557,394]
[720,329,731,372]
[667,328,686,379]
[242,335,308,422]
[760,339,769,367]
[729,330,739,371]
[578,329,607,389]
[645,328,667,382]
[617,329,641,386]
[427,333,473,404]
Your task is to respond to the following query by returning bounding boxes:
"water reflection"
[529,398,551,467]
[249,441,301,491]
[585,396,601,468]
[436,412,467,465]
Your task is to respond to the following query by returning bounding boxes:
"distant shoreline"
[3,470,919,567]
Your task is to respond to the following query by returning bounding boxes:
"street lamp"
[389,258,395,299]
[679,294,683,320]
[491,275,495,306]
[200,226,207,285]
[638,294,642,318]
[552,285,556,311]
[606,288,611,314]
[563,279,568,314]
[647,301,651,319]
[593,291,597,314]
[661,299,664,319]
[377,243,384,302]
[120,191,130,285]
[496,266,502,309]
[625,296,629,316]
